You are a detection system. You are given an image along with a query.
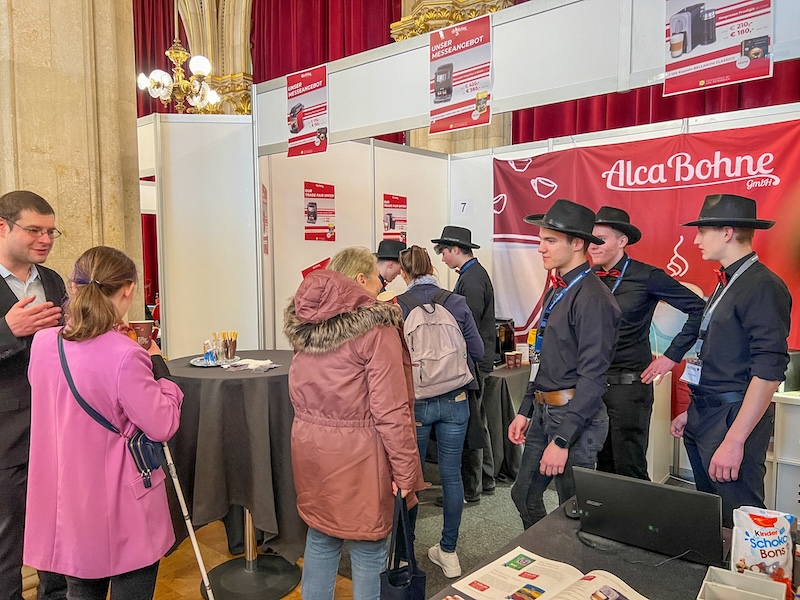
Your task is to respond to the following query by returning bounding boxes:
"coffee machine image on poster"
[668,3,716,58]
[306,202,317,224]
[433,63,453,103]
[288,102,305,133]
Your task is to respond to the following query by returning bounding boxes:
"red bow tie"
[714,269,728,286]
[549,273,567,288]
[596,269,621,279]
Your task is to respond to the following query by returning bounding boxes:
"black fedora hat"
[524,199,604,245]
[595,206,642,245]
[375,240,406,260]
[431,225,480,250]
[682,194,775,229]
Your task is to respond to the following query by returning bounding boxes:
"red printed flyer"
[304,181,335,242]
[664,0,773,96]
[382,194,408,242]
[287,65,329,157]
[429,14,492,134]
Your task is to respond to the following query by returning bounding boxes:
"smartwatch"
[553,435,569,449]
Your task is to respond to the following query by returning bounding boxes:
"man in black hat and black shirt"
[589,206,705,480]
[375,239,406,293]
[671,194,790,527]
[508,199,620,529]
[432,225,496,501]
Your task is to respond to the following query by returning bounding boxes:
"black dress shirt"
[595,254,705,373]
[454,258,496,372]
[693,252,791,394]
[518,262,621,445]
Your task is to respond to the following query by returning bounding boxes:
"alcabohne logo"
[601,151,781,192]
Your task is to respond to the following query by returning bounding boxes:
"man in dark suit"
[433,226,497,502]
[0,191,67,600]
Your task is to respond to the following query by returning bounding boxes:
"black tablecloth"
[430,499,708,600]
[165,350,307,562]
[484,366,528,481]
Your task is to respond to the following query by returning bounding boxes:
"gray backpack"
[397,290,473,400]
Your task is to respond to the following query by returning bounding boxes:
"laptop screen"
[573,467,729,566]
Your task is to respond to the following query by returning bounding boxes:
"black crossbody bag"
[57,334,165,488]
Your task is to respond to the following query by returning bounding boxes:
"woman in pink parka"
[24,246,183,600]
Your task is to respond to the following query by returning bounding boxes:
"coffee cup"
[129,320,155,349]
[505,351,516,369]
[516,344,529,365]
[514,351,522,368]
[377,290,398,304]
[670,33,685,58]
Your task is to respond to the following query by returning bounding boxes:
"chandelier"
[136,2,220,113]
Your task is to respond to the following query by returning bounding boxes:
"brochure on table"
[452,547,647,600]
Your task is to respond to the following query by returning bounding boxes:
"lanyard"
[609,256,631,294]
[696,254,758,354]
[534,267,591,354]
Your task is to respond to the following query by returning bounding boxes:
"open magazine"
[448,547,648,600]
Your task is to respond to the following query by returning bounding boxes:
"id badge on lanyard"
[680,356,702,385]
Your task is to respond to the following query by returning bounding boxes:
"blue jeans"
[301,527,387,600]
[511,402,608,529]
[411,389,469,553]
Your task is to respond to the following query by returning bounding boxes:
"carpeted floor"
[339,461,558,597]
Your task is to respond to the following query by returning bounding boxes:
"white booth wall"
[261,141,449,349]
[136,114,261,360]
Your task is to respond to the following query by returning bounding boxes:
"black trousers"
[0,462,67,600]
[596,381,653,480]
[461,370,494,499]
[684,401,774,529]
[64,561,159,600]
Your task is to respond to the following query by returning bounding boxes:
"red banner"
[287,65,328,157]
[493,120,800,350]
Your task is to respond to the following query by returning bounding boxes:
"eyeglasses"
[1,217,62,239]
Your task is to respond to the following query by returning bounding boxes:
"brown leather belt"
[534,389,575,406]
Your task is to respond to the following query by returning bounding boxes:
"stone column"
[391,0,514,153]
[0,0,144,318]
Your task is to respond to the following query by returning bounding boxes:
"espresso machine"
[669,3,705,55]
[495,318,516,366]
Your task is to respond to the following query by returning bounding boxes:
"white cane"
[162,442,216,600]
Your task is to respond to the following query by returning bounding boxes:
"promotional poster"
[303,181,336,241]
[429,14,492,134]
[287,65,329,157]
[664,0,773,95]
[382,194,408,242]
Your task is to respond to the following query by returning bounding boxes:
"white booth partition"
[261,140,449,349]
[136,114,261,360]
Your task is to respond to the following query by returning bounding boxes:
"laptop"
[573,467,732,566]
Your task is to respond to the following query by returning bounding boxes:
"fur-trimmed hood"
[284,270,404,354]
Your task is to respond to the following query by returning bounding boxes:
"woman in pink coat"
[24,246,183,600]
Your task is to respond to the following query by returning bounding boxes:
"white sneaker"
[428,543,461,578]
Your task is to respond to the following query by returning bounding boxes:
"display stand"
[200,508,301,600]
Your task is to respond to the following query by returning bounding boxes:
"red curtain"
[250,0,405,143]
[512,59,800,144]
[133,0,189,118]
[141,213,159,305]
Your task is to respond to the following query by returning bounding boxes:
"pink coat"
[24,328,183,578]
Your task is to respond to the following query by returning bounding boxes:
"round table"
[167,350,304,600]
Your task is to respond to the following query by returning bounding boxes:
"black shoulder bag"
[380,491,426,599]
[57,334,165,488]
